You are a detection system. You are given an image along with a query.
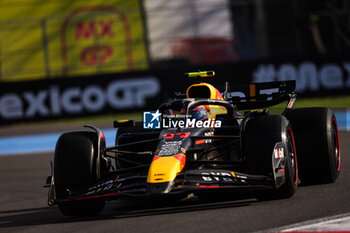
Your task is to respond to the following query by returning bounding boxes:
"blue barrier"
[334,111,349,131]
[0,110,348,156]
[0,129,116,156]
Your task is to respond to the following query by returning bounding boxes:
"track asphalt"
[0,130,349,233]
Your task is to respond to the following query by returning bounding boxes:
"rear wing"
[172,80,296,111]
[228,81,296,110]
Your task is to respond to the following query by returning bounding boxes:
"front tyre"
[54,131,105,217]
[274,127,298,198]
[58,200,105,217]
[244,115,298,199]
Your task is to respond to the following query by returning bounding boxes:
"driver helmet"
[189,105,209,121]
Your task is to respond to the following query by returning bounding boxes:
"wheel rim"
[332,118,341,172]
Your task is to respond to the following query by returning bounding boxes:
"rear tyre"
[54,131,105,217]
[244,115,298,199]
[284,107,340,184]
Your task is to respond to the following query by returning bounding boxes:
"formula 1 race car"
[44,71,341,217]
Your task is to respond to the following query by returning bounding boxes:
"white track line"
[257,213,350,233]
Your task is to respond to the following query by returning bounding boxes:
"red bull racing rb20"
[44,71,341,217]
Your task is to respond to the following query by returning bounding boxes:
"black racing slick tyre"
[57,199,105,217]
[54,131,105,217]
[244,115,298,199]
[284,107,341,184]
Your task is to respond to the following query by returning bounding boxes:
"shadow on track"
[0,193,257,228]
[109,193,257,219]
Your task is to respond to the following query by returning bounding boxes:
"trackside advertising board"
[1,58,350,125]
[0,72,163,125]
[0,0,148,81]
[252,61,350,94]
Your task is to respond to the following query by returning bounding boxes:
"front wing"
[45,141,286,205]
[46,168,277,206]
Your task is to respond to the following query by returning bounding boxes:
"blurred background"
[0,0,349,126]
[0,1,348,228]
